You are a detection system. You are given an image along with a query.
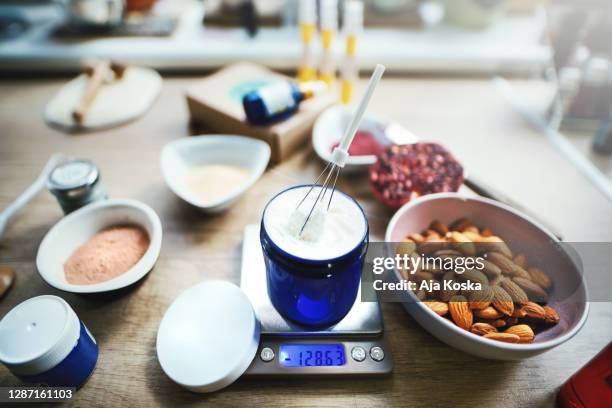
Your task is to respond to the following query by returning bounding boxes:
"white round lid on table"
[156,281,260,393]
[0,295,81,375]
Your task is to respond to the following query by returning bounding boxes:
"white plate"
[312,105,416,172]
[36,199,162,294]
[45,66,162,131]
[160,135,270,213]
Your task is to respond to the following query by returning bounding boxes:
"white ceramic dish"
[385,193,589,360]
[36,199,162,294]
[312,105,416,171]
[160,135,270,213]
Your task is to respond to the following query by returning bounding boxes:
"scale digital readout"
[279,344,346,367]
[240,226,393,377]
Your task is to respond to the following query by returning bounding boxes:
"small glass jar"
[260,185,368,327]
[47,159,107,214]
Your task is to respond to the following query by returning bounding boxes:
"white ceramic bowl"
[160,135,270,213]
[312,105,416,171]
[36,199,162,294]
[385,193,589,360]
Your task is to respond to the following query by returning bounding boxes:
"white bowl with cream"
[161,135,271,213]
[36,199,162,294]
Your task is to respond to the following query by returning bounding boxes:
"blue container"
[0,295,98,388]
[260,186,368,327]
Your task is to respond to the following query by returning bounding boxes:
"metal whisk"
[297,64,386,235]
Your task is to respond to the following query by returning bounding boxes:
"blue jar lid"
[0,295,81,376]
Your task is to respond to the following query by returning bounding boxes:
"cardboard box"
[186,62,336,163]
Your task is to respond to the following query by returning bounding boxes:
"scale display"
[279,344,346,367]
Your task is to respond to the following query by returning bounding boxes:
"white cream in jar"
[263,186,367,260]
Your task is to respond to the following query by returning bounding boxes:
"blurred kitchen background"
[1,0,612,182]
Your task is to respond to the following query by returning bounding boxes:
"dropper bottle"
[319,0,338,87]
[298,0,317,83]
[341,0,363,104]
[242,80,328,125]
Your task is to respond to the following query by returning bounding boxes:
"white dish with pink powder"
[36,199,162,294]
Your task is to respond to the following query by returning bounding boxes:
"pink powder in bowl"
[64,226,150,285]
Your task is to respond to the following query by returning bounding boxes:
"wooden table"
[0,76,610,407]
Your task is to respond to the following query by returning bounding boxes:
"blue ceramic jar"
[0,295,98,388]
[260,186,368,327]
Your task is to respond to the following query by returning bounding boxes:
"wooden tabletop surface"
[0,76,610,407]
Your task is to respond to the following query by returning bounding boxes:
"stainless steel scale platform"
[240,225,393,377]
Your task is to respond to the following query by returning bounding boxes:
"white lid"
[156,281,260,393]
[0,295,80,375]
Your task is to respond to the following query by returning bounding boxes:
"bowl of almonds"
[385,193,588,360]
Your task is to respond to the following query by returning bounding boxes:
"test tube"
[341,0,363,104]
[298,0,317,82]
[319,0,338,87]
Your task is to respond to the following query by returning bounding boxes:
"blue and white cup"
[0,295,98,388]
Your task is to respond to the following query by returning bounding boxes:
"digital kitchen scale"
[240,225,393,377]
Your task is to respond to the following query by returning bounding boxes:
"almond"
[424,229,442,240]
[399,255,419,280]
[458,269,489,287]
[415,289,427,301]
[509,264,532,280]
[462,230,481,242]
[447,231,476,256]
[500,277,529,304]
[512,277,548,302]
[490,319,507,328]
[424,301,448,316]
[483,332,520,343]
[511,307,527,318]
[513,253,528,269]
[480,260,502,278]
[448,295,473,330]
[408,233,425,243]
[486,252,516,274]
[450,218,473,232]
[429,220,449,236]
[489,275,503,286]
[521,301,546,320]
[527,266,552,290]
[487,252,530,279]
[470,322,497,336]
[439,271,460,302]
[433,249,462,257]
[543,305,560,325]
[481,227,493,237]
[478,237,512,259]
[396,240,416,256]
[475,306,503,320]
[491,285,514,316]
[463,225,480,234]
[419,239,446,255]
[467,285,494,310]
[414,271,435,284]
[505,324,535,343]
